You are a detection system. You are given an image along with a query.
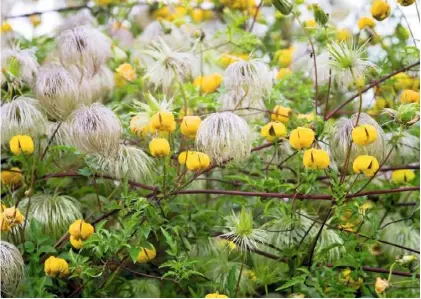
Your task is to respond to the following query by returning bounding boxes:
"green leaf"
[227,265,237,296]
[38,245,57,254]
[275,275,307,291]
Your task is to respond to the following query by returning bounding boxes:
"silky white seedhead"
[329,113,386,165]
[109,25,134,49]
[1,44,39,86]
[326,40,375,86]
[69,103,122,157]
[56,25,112,75]
[0,241,25,296]
[18,194,82,239]
[89,65,115,100]
[142,37,195,92]
[57,9,96,32]
[88,144,153,182]
[1,96,48,144]
[315,229,345,262]
[219,207,268,252]
[223,58,273,99]
[196,112,252,165]
[35,63,79,120]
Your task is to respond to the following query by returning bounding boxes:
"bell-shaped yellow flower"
[260,122,287,141]
[275,68,292,80]
[115,63,137,82]
[303,148,330,170]
[136,247,157,263]
[190,8,205,23]
[3,206,25,225]
[0,214,10,232]
[1,22,13,33]
[289,127,315,150]
[400,89,420,104]
[393,73,412,90]
[151,111,176,132]
[1,167,23,185]
[149,138,170,157]
[185,152,211,171]
[271,105,291,123]
[274,48,294,67]
[353,155,379,177]
[351,124,378,146]
[44,256,69,278]
[371,0,390,21]
[130,116,152,137]
[391,169,416,184]
[178,151,194,164]
[397,0,415,6]
[357,17,376,30]
[70,236,84,249]
[205,293,228,298]
[194,74,223,94]
[181,116,201,138]
[68,219,94,241]
[9,135,34,155]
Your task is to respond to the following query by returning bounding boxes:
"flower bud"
[205,293,228,298]
[136,247,156,263]
[395,24,409,41]
[353,155,379,177]
[289,127,315,150]
[352,124,378,146]
[186,152,211,171]
[178,151,194,164]
[303,148,330,170]
[9,135,34,155]
[193,73,222,94]
[44,256,69,278]
[115,63,136,82]
[276,68,292,80]
[151,111,176,132]
[68,219,94,241]
[357,17,376,30]
[149,138,170,157]
[271,0,293,15]
[400,90,420,104]
[310,4,329,26]
[1,168,23,186]
[371,0,390,21]
[397,0,415,6]
[70,236,83,249]
[180,116,201,138]
[261,122,287,141]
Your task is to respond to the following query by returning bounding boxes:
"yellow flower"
[1,22,13,33]
[185,152,211,171]
[304,19,317,29]
[136,247,157,263]
[68,219,94,241]
[351,124,378,146]
[393,73,412,90]
[114,73,126,88]
[181,116,201,138]
[149,138,171,157]
[190,8,205,23]
[275,68,292,80]
[357,17,376,30]
[260,122,287,141]
[274,48,294,67]
[220,0,255,10]
[219,53,249,68]
[391,169,416,184]
[193,74,223,93]
[353,155,379,177]
[1,167,23,185]
[336,28,352,42]
[3,207,25,225]
[374,277,389,294]
[151,111,176,132]
[371,0,391,21]
[340,268,363,290]
[289,127,315,150]
[245,269,257,281]
[116,63,137,82]
[29,15,41,27]
[178,151,195,164]
[412,78,420,91]
[397,0,416,6]
[400,89,420,104]
[205,292,228,298]
[70,236,84,249]
[359,200,375,215]
[9,135,34,155]
[44,256,69,278]
[271,105,292,123]
[303,148,330,170]
[216,239,237,250]
[0,214,10,232]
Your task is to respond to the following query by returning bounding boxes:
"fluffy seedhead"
[223,58,273,99]
[56,25,112,75]
[69,103,122,157]
[142,38,195,92]
[2,44,39,86]
[87,144,153,182]
[196,112,252,165]
[57,9,96,33]
[0,241,25,296]
[329,113,386,166]
[35,63,79,120]
[1,96,47,144]
[326,40,375,86]
[89,65,115,100]
[18,194,82,239]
